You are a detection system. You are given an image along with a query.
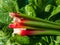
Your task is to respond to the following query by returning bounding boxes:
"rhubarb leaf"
[48,5,60,20]
[25,4,36,17]
[56,0,60,5]
[13,35,30,44]
[54,36,60,45]
[45,4,52,12]
[0,12,12,24]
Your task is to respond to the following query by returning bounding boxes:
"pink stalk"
[9,23,24,28]
[9,12,20,18]
[18,30,60,36]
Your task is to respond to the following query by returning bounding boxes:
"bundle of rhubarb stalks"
[9,12,60,36]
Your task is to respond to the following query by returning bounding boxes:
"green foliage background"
[0,0,60,45]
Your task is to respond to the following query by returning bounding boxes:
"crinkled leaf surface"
[48,5,60,19]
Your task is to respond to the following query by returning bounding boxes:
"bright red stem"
[9,23,24,28]
[20,30,46,36]
[20,30,34,36]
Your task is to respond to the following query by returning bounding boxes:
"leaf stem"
[19,13,60,26]
[24,21,60,30]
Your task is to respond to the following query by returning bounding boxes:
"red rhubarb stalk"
[13,30,60,36]
[9,23,24,28]
[9,12,60,30]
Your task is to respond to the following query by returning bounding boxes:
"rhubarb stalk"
[23,21,60,30]
[13,30,60,36]
[19,13,60,26]
[9,12,60,30]
[9,12,60,27]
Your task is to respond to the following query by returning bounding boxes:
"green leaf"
[0,31,9,45]
[25,4,36,17]
[0,22,5,29]
[0,0,19,12]
[6,38,21,45]
[0,12,12,24]
[13,35,30,44]
[56,0,60,5]
[48,5,60,20]
[54,36,60,45]
[34,0,53,11]
[45,4,52,12]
